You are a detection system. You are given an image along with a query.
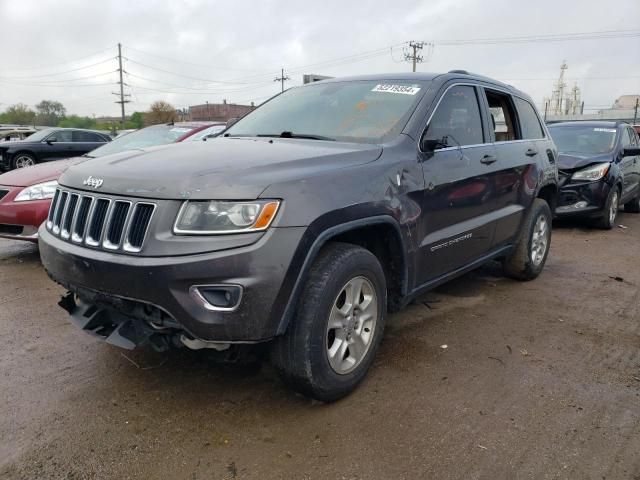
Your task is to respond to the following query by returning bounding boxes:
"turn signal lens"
[174,200,280,234]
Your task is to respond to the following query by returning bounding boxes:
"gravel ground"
[1,213,640,479]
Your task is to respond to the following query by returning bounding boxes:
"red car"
[0,122,225,241]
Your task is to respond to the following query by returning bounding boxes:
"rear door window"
[73,131,105,142]
[514,97,545,139]
[423,85,484,148]
[485,90,520,142]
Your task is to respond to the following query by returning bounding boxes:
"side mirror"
[46,138,57,145]
[622,146,640,157]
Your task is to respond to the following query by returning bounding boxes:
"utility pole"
[634,98,639,124]
[274,68,290,92]
[112,43,131,128]
[404,41,424,72]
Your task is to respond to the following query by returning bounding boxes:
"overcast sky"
[0,0,638,117]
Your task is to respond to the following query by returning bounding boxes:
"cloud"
[0,0,638,117]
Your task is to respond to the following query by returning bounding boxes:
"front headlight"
[14,180,58,202]
[571,162,610,182]
[174,200,280,234]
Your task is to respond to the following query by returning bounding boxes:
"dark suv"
[0,127,111,171]
[39,72,558,401]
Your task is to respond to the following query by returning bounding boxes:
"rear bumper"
[38,225,306,343]
[555,179,611,218]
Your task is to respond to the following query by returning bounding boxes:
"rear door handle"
[480,155,497,165]
[525,148,538,157]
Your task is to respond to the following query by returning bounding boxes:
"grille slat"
[125,204,154,251]
[87,199,110,245]
[105,201,131,248]
[52,192,68,233]
[47,189,155,253]
[61,194,79,238]
[72,197,92,242]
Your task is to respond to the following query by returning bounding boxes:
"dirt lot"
[1,214,640,480]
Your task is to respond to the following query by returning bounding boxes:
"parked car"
[39,72,558,401]
[0,128,112,171]
[548,121,640,228]
[0,127,39,142]
[0,122,220,241]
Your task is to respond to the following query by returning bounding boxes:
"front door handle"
[480,155,497,165]
[525,148,539,157]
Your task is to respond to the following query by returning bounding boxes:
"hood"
[0,157,85,187]
[59,137,383,200]
[557,152,613,170]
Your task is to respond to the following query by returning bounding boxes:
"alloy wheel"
[15,155,35,168]
[609,190,619,225]
[326,276,378,375]
[530,214,549,266]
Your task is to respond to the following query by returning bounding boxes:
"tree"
[127,111,144,129]
[0,103,36,125]
[58,115,97,129]
[35,100,66,126]
[146,101,176,125]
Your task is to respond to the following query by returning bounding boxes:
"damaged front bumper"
[39,224,306,347]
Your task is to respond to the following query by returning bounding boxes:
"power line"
[0,57,116,80]
[430,29,640,46]
[0,45,116,73]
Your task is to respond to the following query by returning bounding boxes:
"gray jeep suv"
[39,71,558,401]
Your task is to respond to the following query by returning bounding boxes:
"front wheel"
[503,198,552,281]
[271,242,386,402]
[596,187,619,229]
[13,153,37,169]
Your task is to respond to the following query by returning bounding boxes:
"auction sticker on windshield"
[594,128,617,133]
[371,84,421,95]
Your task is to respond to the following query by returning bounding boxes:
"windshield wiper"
[256,131,335,141]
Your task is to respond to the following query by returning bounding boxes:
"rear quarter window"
[514,97,545,140]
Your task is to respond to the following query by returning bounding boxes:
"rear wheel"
[271,242,386,402]
[503,198,552,281]
[596,187,619,229]
[13,153,36,169]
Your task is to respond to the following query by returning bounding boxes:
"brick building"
[189,100,255,122]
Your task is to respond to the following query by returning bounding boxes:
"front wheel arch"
[274,216,408,336]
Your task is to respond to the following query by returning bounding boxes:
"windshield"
[548,125,618,155]
[86,124,196,157]
[24,128,56,142]
[186,124,227,141]
[225,80,428,143]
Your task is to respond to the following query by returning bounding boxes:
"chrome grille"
[47,188,155,253]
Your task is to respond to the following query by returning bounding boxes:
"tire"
[271,242,387,402]
[503,198,552,281]
[623,192,640,213]
[12,152,37,169]
[595,186,619,229]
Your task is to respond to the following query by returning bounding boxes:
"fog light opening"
[189,284,243,312]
